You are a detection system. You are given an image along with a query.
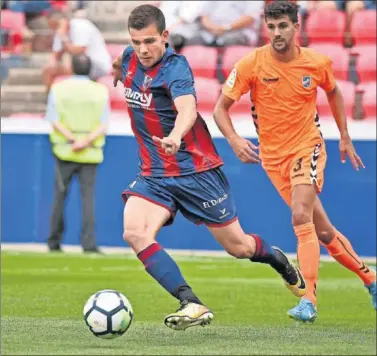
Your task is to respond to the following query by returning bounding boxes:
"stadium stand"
[306,10,346,45]
[0,3,375,121]
[229,93,253,115]
[359,81,377,119]
[194,77,221,113]
[0,10,26,54]
[309,43,350,80]
[350,10,376,45]
[316,79,357,118]
[107,43,127,62]
[222,46,253,78]
[353,44,377,83]
[180,45,218,79]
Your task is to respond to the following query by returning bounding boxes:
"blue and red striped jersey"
[120,45,223,177]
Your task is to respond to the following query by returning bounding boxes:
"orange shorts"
[263,142,327,206]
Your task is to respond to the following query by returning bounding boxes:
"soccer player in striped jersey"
[112,4,306,331]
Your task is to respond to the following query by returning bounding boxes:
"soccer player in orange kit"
[214,1,376,322]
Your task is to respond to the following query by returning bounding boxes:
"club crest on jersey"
[142,75,153,91]
[302,76,312,88]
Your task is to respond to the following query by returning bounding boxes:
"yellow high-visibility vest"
[49,78,108,164]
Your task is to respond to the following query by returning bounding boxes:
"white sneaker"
[164,300,214,331]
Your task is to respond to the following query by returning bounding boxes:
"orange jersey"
[222,44,336,164]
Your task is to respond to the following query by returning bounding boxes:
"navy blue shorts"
[122,168,237,227]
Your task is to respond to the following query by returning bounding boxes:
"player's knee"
[291,206,312,226]
[225,241,254,259]
[123,226,152,251]
[316,227,335,245]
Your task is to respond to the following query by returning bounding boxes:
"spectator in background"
[196,1,264,47]
[159,1,204,52]
[43,10,111,93]
[7,0,52,21]
[298,1,337,16]
[46,54,109,254]
[336,0,376,11]
[6,0,54,51]
[335,0,376,45]
[161,1,264,49]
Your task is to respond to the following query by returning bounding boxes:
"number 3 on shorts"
[293,158,303,172]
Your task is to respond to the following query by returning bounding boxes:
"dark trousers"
[47,157,98,250]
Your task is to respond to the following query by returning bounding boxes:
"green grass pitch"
[1,251,376,355]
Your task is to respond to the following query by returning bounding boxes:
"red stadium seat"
[309,43,349,80]
[50,0,68,11]
[353,45,377,83]
[181,46,218,79]
[222,46,253,78]
[351,10,376,45]
[360,82,376,118]
[261,13,301,45]
[97,75,127,111]
[316,80,356,118]
[107,43,126,62]
[1,10,25,53]
[229,93,252,114]
[306,10,346,45]
[194,77,221,113]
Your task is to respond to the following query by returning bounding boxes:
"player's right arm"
[112,45,132,87]
[214,54,260,164]
[112,53,123,87]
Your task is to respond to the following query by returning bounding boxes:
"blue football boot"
[365,265,377,310]
[287,298,317,323]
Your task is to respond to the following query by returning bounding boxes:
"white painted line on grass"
[1,243,376,263]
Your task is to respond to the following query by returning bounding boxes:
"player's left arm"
[152,94,197,155]
[152,58,198,155]
[321,59,365,171]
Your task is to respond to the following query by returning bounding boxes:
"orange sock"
[294,222,320,305]
[323,229,376,286]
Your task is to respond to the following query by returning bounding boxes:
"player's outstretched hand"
[228,135,260,164]
[339,135,365,171]
[152,135,181,155]
[112,55,122,87]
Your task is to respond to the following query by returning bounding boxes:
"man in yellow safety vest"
[46,53,109,253]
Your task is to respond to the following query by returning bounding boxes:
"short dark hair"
[128,4,166,34]
[264,1,300,24]
[72,54,91,75]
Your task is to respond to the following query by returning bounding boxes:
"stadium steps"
[5,68,43,85]
[0,102,46,117]
[1,85,46,104]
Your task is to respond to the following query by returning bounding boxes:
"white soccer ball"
[83,289,133,339]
